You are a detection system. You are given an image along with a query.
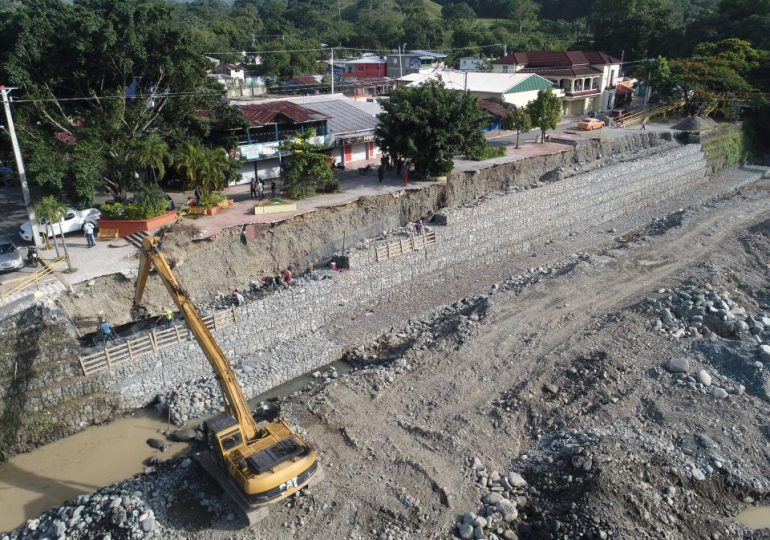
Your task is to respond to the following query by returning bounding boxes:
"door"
[344,145,352,163]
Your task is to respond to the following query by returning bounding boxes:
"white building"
[400,69,562,108]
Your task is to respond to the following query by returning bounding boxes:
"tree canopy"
[375,80,488,176]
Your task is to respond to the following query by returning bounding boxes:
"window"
[220,430,243,451]
[502,66,509,73]
[347,66,353,73]
[65,212,76,221]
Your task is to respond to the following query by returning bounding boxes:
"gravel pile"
[454,458,531,540]
[644,283,769,340]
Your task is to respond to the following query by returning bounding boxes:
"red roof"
[493,50,620,67]
[290,75,320,85]
[615,83,634,95]
[478,99,509,118]
[239,101,327,127]
[518,66,603,77]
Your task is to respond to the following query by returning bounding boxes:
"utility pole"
[330,47,335,95]
[1,86,40,247]
[398,45,403,79]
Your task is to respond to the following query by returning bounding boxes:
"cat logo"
[280,477,299,492]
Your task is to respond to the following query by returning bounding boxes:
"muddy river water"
[736,505,770,530]
[0,360,350,532]
[0,412,189,532]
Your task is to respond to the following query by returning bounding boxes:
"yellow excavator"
[133,236,320,523]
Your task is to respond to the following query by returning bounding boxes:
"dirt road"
[252,180,770,539]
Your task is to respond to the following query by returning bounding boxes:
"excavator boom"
[133,236,259,440]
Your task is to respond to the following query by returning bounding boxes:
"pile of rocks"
[644,283,769,341]
[661,357,740,399]
[3,459,223,540]
[454,458,530,540]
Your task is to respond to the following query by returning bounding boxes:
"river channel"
[0,360,350,532]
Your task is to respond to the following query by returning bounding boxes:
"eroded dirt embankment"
[60,133,670,328]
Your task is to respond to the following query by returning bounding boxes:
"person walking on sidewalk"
[83,221,96,248]
[250,177,258,199]
[258,179,265,200]
[378,164,385,183]
[271,180,277,197]
[640,118,647,131]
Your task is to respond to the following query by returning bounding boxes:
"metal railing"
[0,257,66,306]
[612,99,685,127]
[77,307,239,376]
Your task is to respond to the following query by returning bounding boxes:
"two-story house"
[386,50,447,78]
[491,51,621,115]
[337,56,387,80]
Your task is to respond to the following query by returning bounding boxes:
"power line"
[11,90,224,104]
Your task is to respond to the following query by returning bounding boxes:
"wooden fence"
[375,231,437,262]
[78,307,238,376]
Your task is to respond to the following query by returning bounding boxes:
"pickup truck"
[19,207,101,242]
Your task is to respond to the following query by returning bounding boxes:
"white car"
[19,207,101,242]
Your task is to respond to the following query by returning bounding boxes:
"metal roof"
[403,69,555,95]
[245,94,380,135]
[493,50,620,67]
[239,101,328,127]
[478,99,509,118]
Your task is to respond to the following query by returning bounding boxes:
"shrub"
[471,145,506,161]
[200,191,226,208]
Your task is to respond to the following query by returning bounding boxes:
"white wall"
[238,159,282,185]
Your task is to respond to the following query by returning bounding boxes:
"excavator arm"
[133,236,260,441]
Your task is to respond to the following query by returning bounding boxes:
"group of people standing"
[249,177,278,200]
[377,155,408,184]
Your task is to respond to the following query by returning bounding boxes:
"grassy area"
[477,17,507,28]
[422,0,443,18]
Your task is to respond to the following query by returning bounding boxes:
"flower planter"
[218,198,235,209]
[97,211,178,237]
[254,199,297,215]
[188,198,233,216]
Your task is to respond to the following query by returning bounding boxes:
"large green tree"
[0,0,241,204]
[375,80,488,176]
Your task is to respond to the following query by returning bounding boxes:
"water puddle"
[0,359,353,532]
[0,411,189,532]
[736,505,770,530]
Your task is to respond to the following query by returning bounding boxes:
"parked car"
[0,238,24,273]
[578,118,605,131]
[19,207,101,242]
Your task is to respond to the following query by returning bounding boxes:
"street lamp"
[0,86,41,247]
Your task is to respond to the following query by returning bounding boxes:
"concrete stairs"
[125,231,149,250]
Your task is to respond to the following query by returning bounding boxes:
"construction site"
[2,121,770,540]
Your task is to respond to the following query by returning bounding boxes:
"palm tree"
[175,142,206,196]
[35,195,72,272]
[135,134,173,183]
[200,147,231,194]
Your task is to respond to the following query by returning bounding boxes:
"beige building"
[491,51,621,115]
